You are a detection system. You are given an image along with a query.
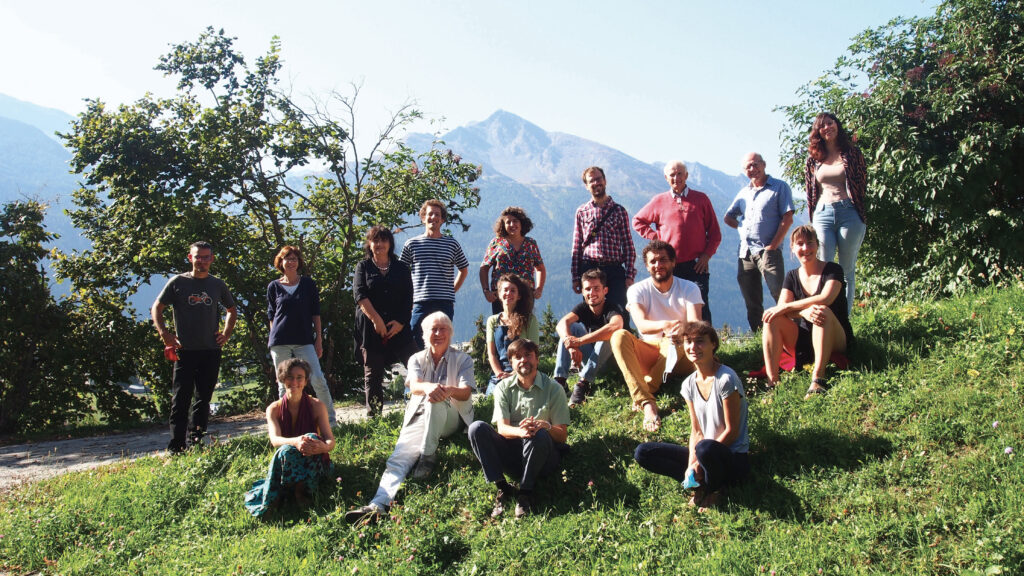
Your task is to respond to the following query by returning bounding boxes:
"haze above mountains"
[1,93,800,336]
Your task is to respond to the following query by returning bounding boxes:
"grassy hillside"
[2,286,1022,575]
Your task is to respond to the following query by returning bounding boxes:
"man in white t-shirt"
[610,240,703,432]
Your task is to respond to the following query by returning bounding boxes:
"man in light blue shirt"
[724,153,795,332]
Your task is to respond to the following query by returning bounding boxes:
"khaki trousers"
[610,329,695,407]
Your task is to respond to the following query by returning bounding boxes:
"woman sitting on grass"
[485,273,539,395]
[634,321,749,511]
[244,358,335,517]
[761,224,854,398]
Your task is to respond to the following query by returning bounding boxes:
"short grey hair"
[663,160,688,175]
[422,311,453,332]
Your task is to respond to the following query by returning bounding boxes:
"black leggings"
[634,440,749,492]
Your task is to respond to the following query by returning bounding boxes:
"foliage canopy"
[778,0,1024,296]
[56,28,480,405]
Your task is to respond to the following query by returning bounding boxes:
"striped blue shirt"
[399,234,469,302]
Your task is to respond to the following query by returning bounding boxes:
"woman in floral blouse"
[479,206,546,314]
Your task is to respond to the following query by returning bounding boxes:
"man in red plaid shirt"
[571,166,637,316]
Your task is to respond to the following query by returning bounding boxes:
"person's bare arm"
[151,301,179,347]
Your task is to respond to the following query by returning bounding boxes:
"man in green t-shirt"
[468,339,570,518]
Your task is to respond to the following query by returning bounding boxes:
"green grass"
[2,286,1022,575]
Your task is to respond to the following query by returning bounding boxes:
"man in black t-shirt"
[152,241,237,454]
[553,269,624,407]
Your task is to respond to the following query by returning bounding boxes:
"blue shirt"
[725,175,795,258]
[267,276,321,347]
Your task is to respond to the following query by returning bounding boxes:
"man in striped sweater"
[400,199,470,349]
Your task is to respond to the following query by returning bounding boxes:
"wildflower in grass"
[993,421,999,429]
[1006,447,1013,455]
[588,480,595,488]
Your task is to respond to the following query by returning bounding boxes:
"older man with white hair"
[633,160,721,324]
[345,311,475,524]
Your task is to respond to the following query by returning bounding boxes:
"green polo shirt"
[492,372,570,429]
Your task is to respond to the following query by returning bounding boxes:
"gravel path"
[0,402,403,493]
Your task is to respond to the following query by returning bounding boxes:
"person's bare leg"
[763,316,798,385]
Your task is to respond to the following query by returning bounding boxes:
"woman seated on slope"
[762,224,854,398]
[485,273,539,395]
[634,321,749,510]
[245,358,335,516]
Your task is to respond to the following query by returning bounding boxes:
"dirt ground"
[0,402,401,493]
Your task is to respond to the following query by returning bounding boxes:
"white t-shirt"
[626,277,703,342]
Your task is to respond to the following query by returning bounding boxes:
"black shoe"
[491,485,515,518]
[514,493,532,519]
[167,439,187,455]
[345,504,383,525]
[188,431,205,449]
[569,380,591,408]
[553,376,569,396]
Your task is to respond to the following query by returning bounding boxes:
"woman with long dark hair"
[484,273,539,395]
[804,112,868,312]
[353,226,416,417]
[480,206,546,315]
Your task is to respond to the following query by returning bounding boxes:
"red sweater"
[632,189,722,262]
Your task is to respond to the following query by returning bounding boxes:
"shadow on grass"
[729,427,894,522]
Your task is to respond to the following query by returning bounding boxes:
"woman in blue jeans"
[804,112,867,313]
[267,245,335,425]
[634,321,749,510]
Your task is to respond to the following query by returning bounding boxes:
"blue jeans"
[271,344,335,425]
[553,323,612,383]
[813,199,866,313]
[410,300,455,350]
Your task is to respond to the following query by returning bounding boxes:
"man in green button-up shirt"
[469,339,570,519]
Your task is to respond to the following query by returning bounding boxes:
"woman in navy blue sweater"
[267,245,335,425]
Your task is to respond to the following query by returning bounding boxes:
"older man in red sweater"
[632,160,721,323]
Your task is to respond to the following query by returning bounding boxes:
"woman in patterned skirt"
[245,358,335,516]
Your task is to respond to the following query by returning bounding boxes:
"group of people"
[150,112,867,519]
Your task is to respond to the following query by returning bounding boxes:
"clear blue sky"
[0,0,938,178]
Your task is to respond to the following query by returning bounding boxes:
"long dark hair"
[497,273,534,339]
[808,112,853,162]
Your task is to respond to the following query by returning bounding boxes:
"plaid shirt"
[571,198,637,281]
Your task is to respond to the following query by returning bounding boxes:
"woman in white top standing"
[633,321,749,511]
[804,112,868,312]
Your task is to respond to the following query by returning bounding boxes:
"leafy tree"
[0,201,152,433]
[777,0,1024,296]
[56,28,480,406]
[538,302,558,357]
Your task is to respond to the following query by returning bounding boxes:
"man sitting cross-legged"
[553,268,624,407]
[610,240,703,432]
[469,339,570,519]
[345,311,475,524]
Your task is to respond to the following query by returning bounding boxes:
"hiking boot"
[514,493,532,519]
[167,438,187,455]
[553,376,569,396]
[568,380,591,408]
[411,453,437,480]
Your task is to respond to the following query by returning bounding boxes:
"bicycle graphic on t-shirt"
[188,292,213,306]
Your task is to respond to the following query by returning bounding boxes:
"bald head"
[743,153,767,186]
